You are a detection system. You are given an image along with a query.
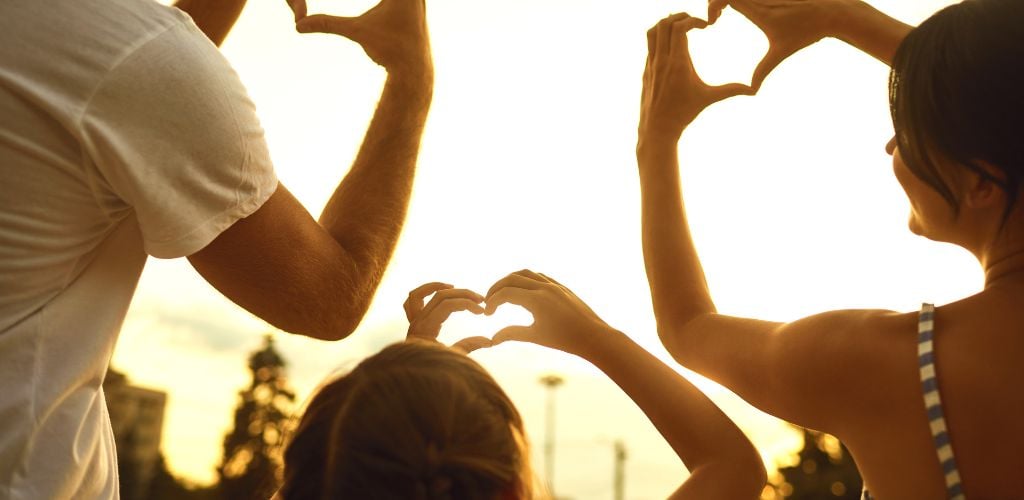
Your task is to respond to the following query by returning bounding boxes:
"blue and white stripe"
[918,303,965,500]
[862,304,966,500]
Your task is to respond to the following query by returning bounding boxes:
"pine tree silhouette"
[217,335,297,500]
[774,427,863,499]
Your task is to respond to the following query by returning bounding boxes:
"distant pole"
[539,374,564,497]
[614,440,627,500]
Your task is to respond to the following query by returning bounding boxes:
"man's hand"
[638,13,752,149]
[708,0,836,89]
[290,0,432,78]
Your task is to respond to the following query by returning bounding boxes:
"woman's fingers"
[485,271,549,305]
[450,336,493,354]
[491,325,535,347]
[420,289,486,321]
[485,286,544,317]
[408,297,486,340]
[403,282,453,321]
[752,44,797,90]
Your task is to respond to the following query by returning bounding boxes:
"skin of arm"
[636,12,905,431]
[188,0,433,341]
[706,0,912,88]
[483,270,766,499]
[172,0,248,47]
[826,0,913,65]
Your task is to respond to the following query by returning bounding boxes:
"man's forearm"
[826,0,912,65]
[637,143,717,355]
[317,71,433,328]
[173,0,248,47]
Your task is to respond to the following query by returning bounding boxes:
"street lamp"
[539,374,564,497]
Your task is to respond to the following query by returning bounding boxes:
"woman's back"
[846,283,1024,497]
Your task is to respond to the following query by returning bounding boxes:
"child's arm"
[486,270,767,499]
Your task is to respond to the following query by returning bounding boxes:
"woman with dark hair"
[635,0,1024,498]
[278,269,767,499]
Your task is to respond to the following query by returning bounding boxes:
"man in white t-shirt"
[0,0,434,497]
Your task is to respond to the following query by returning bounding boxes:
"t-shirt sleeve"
[80,18,278,259]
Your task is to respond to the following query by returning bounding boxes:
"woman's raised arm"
[635,12,907,433]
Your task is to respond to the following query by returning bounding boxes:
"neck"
[982,239,1024,289]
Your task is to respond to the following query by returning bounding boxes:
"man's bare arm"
[189,0,433,341]
[173,0,248,47]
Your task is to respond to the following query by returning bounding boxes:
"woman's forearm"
[637,142,717,356]
[826,0,913,65]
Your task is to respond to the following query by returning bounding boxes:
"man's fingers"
[288,0,308,22]
[491,326,534,347]
[655,14,682,65]
[669,17,708,62]
[451,336,493,354]
[295,14,359,38]
[708,82,756,103]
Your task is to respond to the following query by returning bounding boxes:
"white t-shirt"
[0,0,278,498]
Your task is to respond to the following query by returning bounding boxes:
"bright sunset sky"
[112,0,975,497]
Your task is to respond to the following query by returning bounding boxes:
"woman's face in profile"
[887,135,958,242]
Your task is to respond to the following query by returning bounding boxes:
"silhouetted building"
[104,368,168,499]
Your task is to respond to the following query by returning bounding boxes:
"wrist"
[574,326,629,365]
[636,136,678,164]
[385,65,434,101]
[824,0,864,41]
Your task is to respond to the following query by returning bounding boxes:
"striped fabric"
[862,304,966,500]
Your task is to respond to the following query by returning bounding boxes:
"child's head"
[280,339,533,500]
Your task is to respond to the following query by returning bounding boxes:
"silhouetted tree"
[217,335,297,500]
[146,454,218,500]
[775,427,862,499]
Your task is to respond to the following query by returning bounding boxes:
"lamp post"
[539,374,564,497]
[614,440,627,500]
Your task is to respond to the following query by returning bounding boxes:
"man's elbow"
[280,296,370,342]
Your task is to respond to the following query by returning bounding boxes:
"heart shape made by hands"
[686,10,769,89]
[436,303,534,354]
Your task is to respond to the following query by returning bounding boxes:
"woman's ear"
[963,160,1008,210]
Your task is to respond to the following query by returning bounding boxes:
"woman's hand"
[484,270,616,359]
[708,0,838,89]
[638,13,752,150]
[403,282,491,353]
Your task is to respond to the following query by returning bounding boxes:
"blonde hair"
[280,340,534,500]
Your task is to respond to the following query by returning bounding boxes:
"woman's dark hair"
[278,340,534,500]
[889,0,1024,222]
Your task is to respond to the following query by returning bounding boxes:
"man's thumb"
[296,14,358,38]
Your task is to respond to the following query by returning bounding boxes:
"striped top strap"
[918,303,966,500]
[863,304,966,500]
